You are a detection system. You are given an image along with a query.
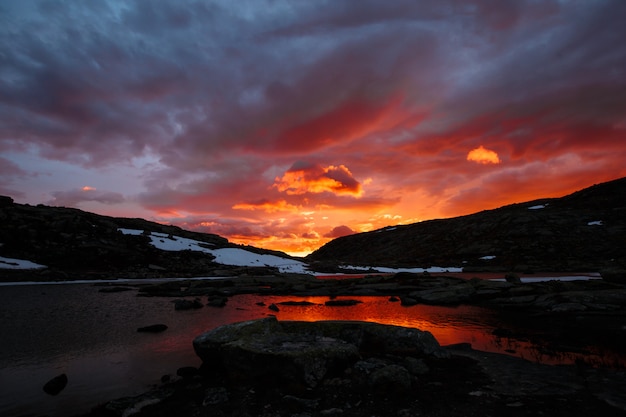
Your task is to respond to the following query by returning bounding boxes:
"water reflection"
[212,295,625,368]
[0,284,623,417]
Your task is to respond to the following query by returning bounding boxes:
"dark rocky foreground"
[78,317,626,417]
[74,272,626,417]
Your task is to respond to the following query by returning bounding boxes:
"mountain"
[307,177,626,272]
[0,197,304,281]
[2,176,625,281]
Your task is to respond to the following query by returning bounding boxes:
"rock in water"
[207,296,228,307]
[174,299,204,310]
[193,317,446,389]
[43,373,68,395]
[324,299,362,306]
[137,324,168,333]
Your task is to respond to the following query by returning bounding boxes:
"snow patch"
[0,256,47,270]
[492,275,601,283]
[587,220,603,226]
[479,255,496,260]
[528,204,546,210]
[118,229,309,274]
[343,265,463,274]
[118,228,143,236]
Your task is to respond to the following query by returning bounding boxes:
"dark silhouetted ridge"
[307,177,626,272]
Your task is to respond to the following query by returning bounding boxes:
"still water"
[0,278,620,417]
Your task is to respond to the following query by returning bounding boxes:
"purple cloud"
[1,0,625,254]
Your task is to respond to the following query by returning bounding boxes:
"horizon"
[3,174,621,258]
[2,1,626,256]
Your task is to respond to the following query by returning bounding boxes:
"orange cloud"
[82,186,96,191]
[467,145,501,164]
[273,162,363,196]
[232,199,299,213]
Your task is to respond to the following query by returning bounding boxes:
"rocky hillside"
[307,177,626,272]
[2,176,625,280]
[0,197,297,281]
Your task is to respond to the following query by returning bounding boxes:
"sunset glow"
[273,163,363,197]
[1,1,625,255]
[467,146,501,165]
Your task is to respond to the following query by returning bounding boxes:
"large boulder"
[279,320,447,358]
[193,318,445,389]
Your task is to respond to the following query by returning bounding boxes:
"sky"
[1,0,625,256]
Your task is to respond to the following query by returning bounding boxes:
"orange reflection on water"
[235,295,626,368]
[142,294,626,369]
[258,295,494,346]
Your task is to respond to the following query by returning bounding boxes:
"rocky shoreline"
[130,270,626,313]
[76,317,626,417]
[68,271,626,417]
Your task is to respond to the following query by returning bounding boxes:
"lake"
[0,275,622,416]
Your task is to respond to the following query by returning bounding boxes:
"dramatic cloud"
[1,0,625,255]
[273,162,363,196]
[233,199,300,213]
[467,146,501,165]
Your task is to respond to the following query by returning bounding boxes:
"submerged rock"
[173,298,203,310]
[399,296,418,306]
[279,300,318,306]
[43,373,68,396]
[137,324,168,333]
[324,299,362,306]
[206,296,228,307]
